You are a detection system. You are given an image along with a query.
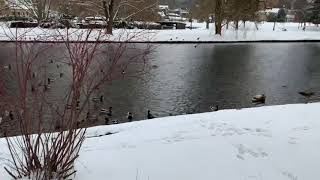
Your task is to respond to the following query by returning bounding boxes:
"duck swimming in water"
[299,91,314,98]
[105,116,110,125]
[100,95,104,103]
[9,111,14,120]
[107,107,112,117]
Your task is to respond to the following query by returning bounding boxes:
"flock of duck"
[1,59,317,128]
[96,105,156,125]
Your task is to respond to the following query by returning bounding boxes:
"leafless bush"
[1,26,152,179]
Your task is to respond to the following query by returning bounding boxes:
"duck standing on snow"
[127,112,133,122]
[147,110,155,119]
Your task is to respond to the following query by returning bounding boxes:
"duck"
[107,107,112,117]
[32,72,36,78]
[100,108,108,115]
[211,105,219,112]
[92,97,100,102]
[9,111,14,120]
[76,100,80,110]
[252,94,266,104]
[3,64,11,70]
[66,104,72,109]
[105,116,110,125]
[44,84,50,91]
[127,112,133,122]
[31,85,35,92]
[4,110,9,117]
[147,110,155,119]
[299,91,314,98]
[100,95,104,103]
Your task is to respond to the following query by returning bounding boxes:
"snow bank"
[0,22,320,42]
[1,103,320,179]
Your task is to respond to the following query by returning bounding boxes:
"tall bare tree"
[192,0,260,35]
[71,0,159,34]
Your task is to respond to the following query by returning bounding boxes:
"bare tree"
[71,0,159,34]
[103,0,114,34]
[192,0,260,34]
[215,0,223,35]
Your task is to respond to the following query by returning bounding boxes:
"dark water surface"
[1,43,320,135]
[109,43,320,118]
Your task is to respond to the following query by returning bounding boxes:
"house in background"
[258,0,280,10]
[171,8,189,18]
[266,0,280,8]
[0,0,31,18]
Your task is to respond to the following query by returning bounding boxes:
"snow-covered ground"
[1,103,320,179]
[1,22,320,42]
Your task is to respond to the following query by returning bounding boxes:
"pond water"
[1,42,320,135]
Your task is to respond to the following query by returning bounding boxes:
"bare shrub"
[1,26,152,179]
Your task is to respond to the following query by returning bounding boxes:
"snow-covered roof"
[167,13,181,17]
[4,0,31,10]
[265,8,280,14]
[159,5,169,10]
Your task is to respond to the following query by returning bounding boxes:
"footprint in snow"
[282,171,298,180]
[293,126,311,131]
[234,144,268,159]
[288,137,299,145]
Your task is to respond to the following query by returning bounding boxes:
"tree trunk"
[103,0,114,35]
[235,20,239,30]
[102,1,109,30]
[273,22,276,31]
[215,0,223,35]
[255,22,259,30]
